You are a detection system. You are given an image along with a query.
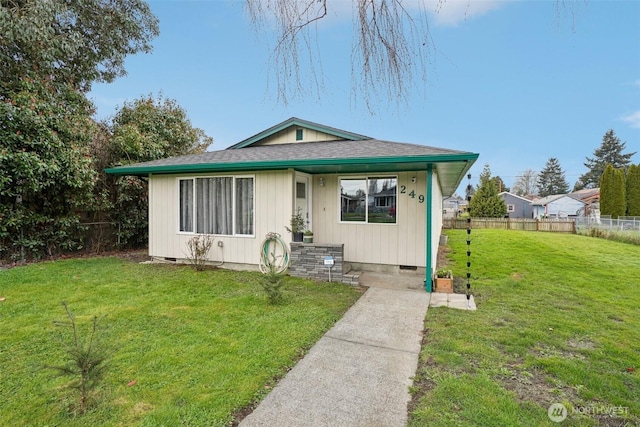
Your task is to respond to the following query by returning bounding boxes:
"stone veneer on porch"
[289,243,357,284]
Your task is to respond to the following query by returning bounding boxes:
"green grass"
[410,230,640,426]
[0,258,361,426]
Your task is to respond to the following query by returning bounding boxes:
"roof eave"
[106,152,476,174]
[105,153,478,195]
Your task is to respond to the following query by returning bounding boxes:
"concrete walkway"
[240,282,430,426]
[239,271,475,426]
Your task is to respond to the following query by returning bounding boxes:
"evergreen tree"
[0,0,158,260]
[106,94,212,247]
[572,179,585,192]
[1,0,159,92]
[600,164,626,218]
[625,164,640,216]
[537,158,569,197]
[599,164,614,217]
[469,164,507,218]
[492,176,510,193]
[579,129,636,189]
[0,78,96,260]
[612,168,627,218]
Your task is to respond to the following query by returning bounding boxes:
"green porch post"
[426,164,433,292]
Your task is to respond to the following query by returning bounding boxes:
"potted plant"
[435,268,453,293]
[285,207,306,242]
[303,229,314,243]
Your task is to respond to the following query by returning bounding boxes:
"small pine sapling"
[47,302,109,415]
[260,252,286,304]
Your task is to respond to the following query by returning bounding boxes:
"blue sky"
[89,0,640,192]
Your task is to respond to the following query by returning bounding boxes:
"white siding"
[533,196,585,219]
[148,171,294,265]
[546,197,585,218]
[312,171,428,267]
[256,128,345,146]
[150,169,444,269]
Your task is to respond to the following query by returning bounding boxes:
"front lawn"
[410,230,640,426]
[0,258,361,426]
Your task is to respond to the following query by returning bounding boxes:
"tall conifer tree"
[626,164,640,216]
[578,129,636,189]
[469,164,507,218]
[537,158,569,197]
[600,164,626,218]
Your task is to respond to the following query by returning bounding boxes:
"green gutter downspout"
[426,164,433,292]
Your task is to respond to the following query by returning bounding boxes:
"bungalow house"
[499,192,533,219]
[532,194,585,220]
[106,117,478,290]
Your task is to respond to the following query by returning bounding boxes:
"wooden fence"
[443,218,576,233]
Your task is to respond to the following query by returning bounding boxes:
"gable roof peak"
[498,191,533,203]
[227,117,371,149]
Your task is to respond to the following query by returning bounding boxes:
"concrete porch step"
[341,270,362,286]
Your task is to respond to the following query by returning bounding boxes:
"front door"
[295,173,311,231]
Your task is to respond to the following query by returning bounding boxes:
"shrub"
[185,234,215,271]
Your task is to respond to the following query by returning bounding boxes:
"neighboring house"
[371,184,397,218]
[106,117,478,288]
[499,192,533,219]
[443,195,464,218]
[532,194,586,219]
[570,188,600,220]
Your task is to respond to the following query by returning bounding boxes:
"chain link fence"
[575,215,640,242]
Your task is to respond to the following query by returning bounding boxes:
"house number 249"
[400,185,425,203]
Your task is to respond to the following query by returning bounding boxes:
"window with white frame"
[507,204,515,213]
[340,176,397,224]
[179,176,254,235]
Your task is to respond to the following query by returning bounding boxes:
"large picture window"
[340,177,397,224]
[179,176,254,236]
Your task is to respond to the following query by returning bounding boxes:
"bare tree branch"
[246,0,432,110]
[246,0,582,113]
[246,0,328,105]
[351,0,431,112]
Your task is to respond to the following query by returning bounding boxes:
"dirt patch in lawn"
[112,249,151,264]
[406,354,438,415]
[0,248,151,270]
[407,330,583,423]
[497,361,579,409]
[436,244,451,269]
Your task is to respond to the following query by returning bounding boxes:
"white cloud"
[422,0,510,26]
[324,0,510,26]
[621,111,640,129]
